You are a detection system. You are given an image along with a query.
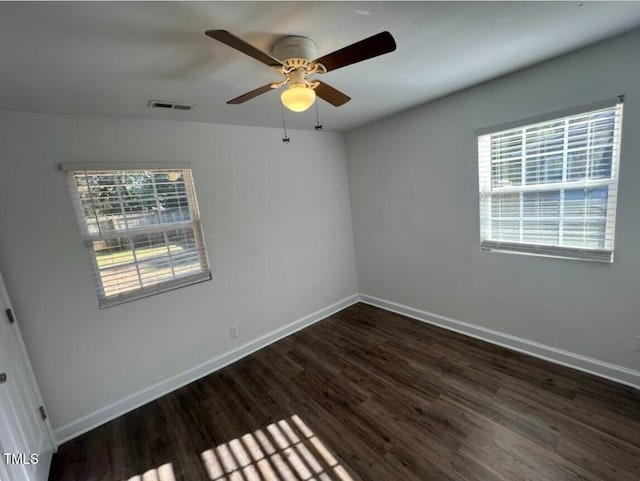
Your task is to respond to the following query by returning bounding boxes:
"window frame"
[476,97,624,263]
[63,162,212,308]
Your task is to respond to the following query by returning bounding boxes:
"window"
[477,98,623,262]
[63,162,211,307]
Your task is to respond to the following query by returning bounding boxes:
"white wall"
[346,29,640,376]
[3,27,640,446]
[0,112,358,437]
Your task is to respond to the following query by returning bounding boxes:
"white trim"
[98,271,212,309]
[54,294,360,444]
[480,240,613,263]
[358,294,640,390]
[60,161,191,172]
[0,273,58,451]
[32,443,53,481]
[55,291,639,444]
[475,96,622,136]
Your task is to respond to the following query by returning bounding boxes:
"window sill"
[481,241,613,263]
[98,271,212,308]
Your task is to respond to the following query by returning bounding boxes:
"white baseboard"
[54,294,360,444]
[359,294,640,390]
[55,292,639,444]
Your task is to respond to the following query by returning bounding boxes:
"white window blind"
[478,99,623,262]
[64,164,211,307]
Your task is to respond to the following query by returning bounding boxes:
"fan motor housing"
[272,36,317,62]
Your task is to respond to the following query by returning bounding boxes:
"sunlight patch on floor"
[126,462,176,481]
[201,415,354,481]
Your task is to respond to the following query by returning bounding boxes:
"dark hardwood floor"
[49,303,640,481]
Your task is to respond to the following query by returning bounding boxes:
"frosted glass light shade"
[281,85,316,112]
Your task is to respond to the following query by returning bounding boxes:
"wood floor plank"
[49,303,640,481]
[493,387,640,478]
[497,379,640,448]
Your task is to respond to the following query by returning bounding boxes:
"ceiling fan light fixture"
[281,84,316,112]
[206,29,395,109]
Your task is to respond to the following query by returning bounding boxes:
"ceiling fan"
[205,29,396,112]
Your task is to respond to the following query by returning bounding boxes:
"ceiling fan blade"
[314,81,351,107]
[227,83,276,104]
[205,30,285,68]
[312,31,396,73]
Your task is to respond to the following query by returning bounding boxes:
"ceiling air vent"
[148,100,193,111]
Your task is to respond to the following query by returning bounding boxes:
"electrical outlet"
[229,325,239,339]
[636,336,640,352]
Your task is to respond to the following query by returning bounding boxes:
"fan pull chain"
[314,102,323,131]
[280,103,290,143]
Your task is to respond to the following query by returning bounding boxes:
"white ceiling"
[1,2,639,132]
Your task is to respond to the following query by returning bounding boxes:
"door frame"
[0,271,57,451]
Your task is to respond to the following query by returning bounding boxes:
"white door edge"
[0,273,57,451]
